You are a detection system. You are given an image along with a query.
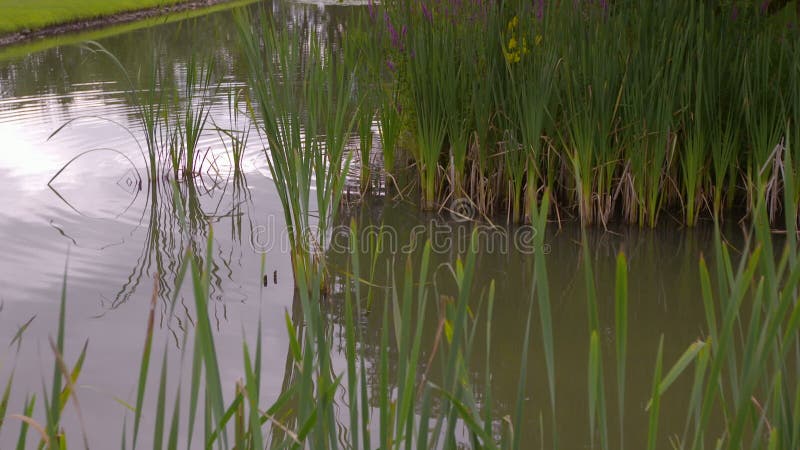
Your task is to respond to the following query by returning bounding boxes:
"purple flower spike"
[535,0,544,20]
[385,12,404,51]
[421,2,433,22]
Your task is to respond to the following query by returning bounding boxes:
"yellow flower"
[535,34,543,46]
[507,15,518,32]
[508,36,518,50]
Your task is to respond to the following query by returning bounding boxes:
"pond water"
[0,2,727,448]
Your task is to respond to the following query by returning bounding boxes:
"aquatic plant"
[168,57,217,180]
[363,0,800,227]
[236,11,357,285]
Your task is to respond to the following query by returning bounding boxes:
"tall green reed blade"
[174,58,216,179]
[344,270,361,449]
[681,341,710,446]
[152,348,169,450]
[343,221,374,450]
[588,330,609,450]
[693,242,764,449]
[681,12,708,227]
[483,285,495,442]
[378,292,391,449]
[14,394,35,450]
[742,35,787,222]
[582,234,600,335]
[530,190,556,437]
[646,336,665,450]
[513,278,536,450]
[239,319,263,449]
[394,245,430,448]
[188,229,229,449]
[614,252,628,448]
[405,6,448,210]
[582,227,607,450]
[439,17,471,201]
[215,88,250,177]
[437,233,478,439]
[44,250,70,446]
[132,276,159,450]
[378,87,402,178]
[0,370,12,436]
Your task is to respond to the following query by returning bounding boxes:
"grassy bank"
[0,0,207,35]
[0,0,256,60]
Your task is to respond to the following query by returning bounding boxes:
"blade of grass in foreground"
[45,250,69,446]
[513,281,536,450]
[588,330,609,450]
[647,336,665,450]
[531,190,557,444]
[132,276,159,449]
[14,394,35,450]
[0,370,13,435]
[614,252,628,448]
[189,228,228,449]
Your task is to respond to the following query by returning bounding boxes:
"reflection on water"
[0,1,732,448]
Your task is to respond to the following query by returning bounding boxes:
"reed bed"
[360,0,800,227]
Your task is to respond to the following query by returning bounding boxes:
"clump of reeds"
[236,10,359,286]
[360,0,800,228]
[49,42,247,187]
[167,57,218,180]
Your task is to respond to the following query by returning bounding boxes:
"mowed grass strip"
[0,0,187,34]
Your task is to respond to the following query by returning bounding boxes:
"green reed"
[402,3,449,210]
[214,88,250,176]
[168,57,216,180]
[440,21,472,201]
[356,95,375,193]
[621,0,692,227]
[236,11,356,284]
[557,2,625,226]
[360,1,800,227]
[502,8,557,223]
[742,34,787,222]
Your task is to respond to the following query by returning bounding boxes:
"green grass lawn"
[0,0,189,34]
